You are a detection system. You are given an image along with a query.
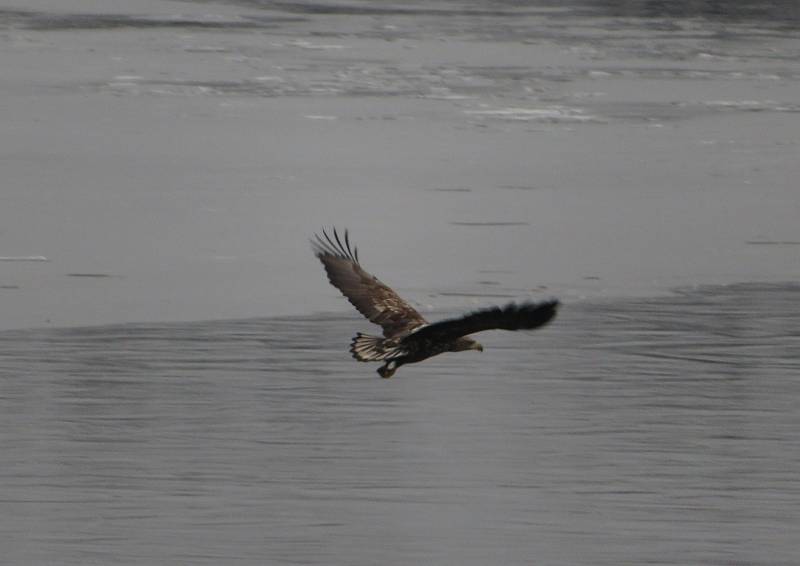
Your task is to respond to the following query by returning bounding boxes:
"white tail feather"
[350,333,405,362]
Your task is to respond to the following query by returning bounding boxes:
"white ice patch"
[464,106,597,123]
[705,100,797,112]
[288,40,349,51]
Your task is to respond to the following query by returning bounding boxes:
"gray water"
[1,282,798,565]
[2,1,800,563]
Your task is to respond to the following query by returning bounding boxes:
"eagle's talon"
[377,361,397,378]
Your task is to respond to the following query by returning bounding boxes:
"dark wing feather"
[407,300,559,344]
[312,228,428,338]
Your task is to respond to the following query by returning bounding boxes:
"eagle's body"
[312,228,558,378]
[351,332,481,378]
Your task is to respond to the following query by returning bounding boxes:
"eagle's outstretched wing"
[312,228,428,338]
[406,300,559,344]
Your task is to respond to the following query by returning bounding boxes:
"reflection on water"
[1,283,798,565]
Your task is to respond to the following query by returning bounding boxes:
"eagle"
[312,228,559,378]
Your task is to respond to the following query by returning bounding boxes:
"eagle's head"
[452,337,483,352]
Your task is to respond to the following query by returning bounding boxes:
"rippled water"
[1,283,798,565]
[2,0,799,329]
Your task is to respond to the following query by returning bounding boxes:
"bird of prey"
[312,228,558,378]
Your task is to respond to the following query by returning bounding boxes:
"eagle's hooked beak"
[472,343,484,352]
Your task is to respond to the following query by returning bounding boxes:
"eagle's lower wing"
[312,228,428,338]
[407,300,559,343]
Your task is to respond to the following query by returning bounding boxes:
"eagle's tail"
[350,333,403,362]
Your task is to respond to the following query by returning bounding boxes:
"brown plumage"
[312,228,558,378]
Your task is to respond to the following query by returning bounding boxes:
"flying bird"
[312,228,558,378]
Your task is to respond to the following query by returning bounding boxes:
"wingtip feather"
[505,299,559,330]
[311,226,359,264]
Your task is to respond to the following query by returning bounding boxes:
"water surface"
[2,0,799,329]
[1,282,798,565]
